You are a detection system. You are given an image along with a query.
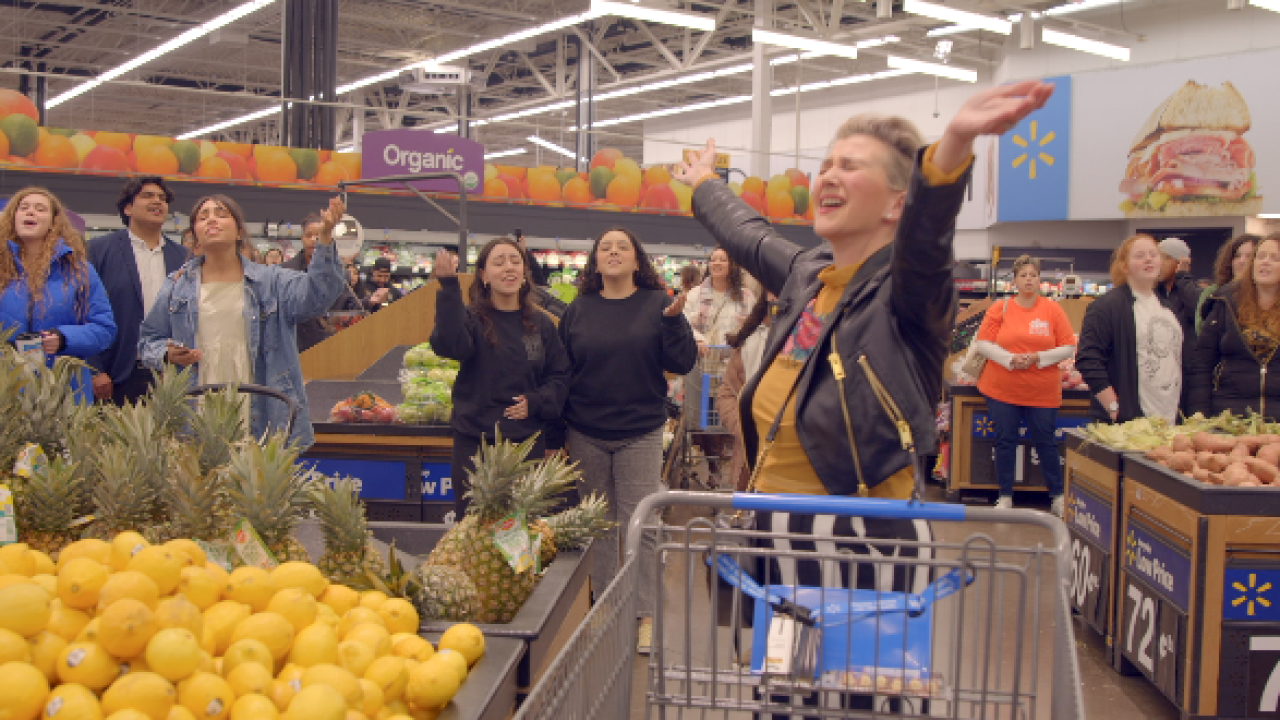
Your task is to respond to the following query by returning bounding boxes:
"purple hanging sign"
[360,129,484,194]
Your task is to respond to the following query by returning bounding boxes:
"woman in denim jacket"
[139,194,345,449]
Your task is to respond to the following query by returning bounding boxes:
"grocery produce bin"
[946,383,1093,502]
[423,634,524,720]
[1064,430,1133,665]
[1118,456,1280,718]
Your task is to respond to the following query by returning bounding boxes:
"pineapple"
[309,477,388,585]
[88,441,162,540]
[14,456,82,556]
[224,433,312,563]
[189,385,248,474]
[157,441,233,543]
[11,355,84,453]
[534,492,612,568]
[413,565,480,622]
[144,364,196,439]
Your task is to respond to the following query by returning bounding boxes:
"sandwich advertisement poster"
[1069,47,1277,220]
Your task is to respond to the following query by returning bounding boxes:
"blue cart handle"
[731,493,967,521]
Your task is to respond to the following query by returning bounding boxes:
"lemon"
[356,679,383,718]
[128,547,185,596]
[265,588,317,634]
[301,664,364,710]
[224,568,275,613]
[229,612,293,662]
[336,608,383,638]
[0,626,31,663]
[76,618,101,644]
[105,712,151,720]
[319,586,360,617]
[202,602,250,656]
[155,596,203,637]
[342,711,366,720]
[163,541,206,569]
[404,659,459,711]
[30,550,55,576]
[199,652,216,674]
[220,638,273,678]
[49,604,93,642]
[374,600,418,636]
[176,569,220,612]
[389,636,427,661]
[283,685,345,720]
[0,542,36,576]
[98,572,160,611]
[110,532,151,573]
[145,628,202,683]
[28,630,66,684]
[436,624,484,667]
[176,672,233,720]
[426,651,467,685]
[42,681,103,720]
[102,671,177,720]
[266,680,295,712]
[57,641,120,691]
[382,700,411,717]
[98,598,158,658]
[33,573,57,595]
[120,655,151,675]
[342,624,390,658]
[269,563,329,599]
[362,657,407,703]
[289,623,339,667]
[203,563,229,589]
[57,539,111,570]
[0,582,52,637]
[0,573,34,589]
[335,639,375,678]
[229,694,277,720]
[225,661,272,697]
[168,706,197,720]
[313,604,339,630]
[357,592,387,611]
[58,559,110,611]
[276,663,304,686]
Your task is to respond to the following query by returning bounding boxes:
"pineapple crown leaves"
[542,491,613,550]
[463,427,543,521]
[510,452,582,520]
[223,433,310,547]
[307,476,371,553]
[90,440,162,534]
[363,539,420,598]
[189,386,248,474]
[144,364,198,439]
[12,355,86,452]
[161,441,233,542]
[14,455,81,534]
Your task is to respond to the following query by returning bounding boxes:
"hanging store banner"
[997,75,1072,223]
[360,129,484,194]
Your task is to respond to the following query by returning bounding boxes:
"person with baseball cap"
[1157,237,1201,328]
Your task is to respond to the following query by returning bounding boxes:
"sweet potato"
[1231,443,1254,461]
[1191,468,1213,484]
[1193,431,1238,454]
[1167,451,1196,473]
[1146,446,1175,464]
[1201,453,1231,473]
[1238,436,1266,454]
[1243,458,1280,485]
[1222,462,1255,487]
[1208,472,1225,485]
[1171,434,1194,453]
[1258,444,1280,468]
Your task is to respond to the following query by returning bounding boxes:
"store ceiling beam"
[634,20,685,70]
[516,50,559,96]
[570,27,622,81]
[828,0,845,33]
[790,0,824,32]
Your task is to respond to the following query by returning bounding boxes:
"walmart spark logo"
[973,416,995,438]
[1010,121,1056,180]
[1232,574,1273,617]
[1124,531,1138,567]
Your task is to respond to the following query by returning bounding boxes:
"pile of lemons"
[0,534,487,720]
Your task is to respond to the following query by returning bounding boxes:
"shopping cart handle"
[731,493,967,521]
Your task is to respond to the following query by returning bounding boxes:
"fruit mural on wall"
[481,148,815,224]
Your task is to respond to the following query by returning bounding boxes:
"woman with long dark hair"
[684,247,756,351]
[1196,234,1259,333]
[0,187,116,402]
[430,238,570,519]
[559,226,698,651]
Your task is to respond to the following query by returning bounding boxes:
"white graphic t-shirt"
[1132,291,1183,422]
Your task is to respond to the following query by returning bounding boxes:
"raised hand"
[433,248,458,279]
[317,197,346,244]
[673,139,719,186]
[665,291,688,317]
[934,80,1054,175]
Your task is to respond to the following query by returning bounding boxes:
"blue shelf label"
[300,459,407,500]
[1224,568,1280,622]
[1065,483,1113,548]
[1124,522,1191,612]
[421,462,454,501]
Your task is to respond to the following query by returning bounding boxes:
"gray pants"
[566,427,664,618]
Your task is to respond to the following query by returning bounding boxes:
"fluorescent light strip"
[770,68,912,96]
[752,28,858,59]
[1042,28,1130,60]
[590,0,716,31]
[886,55,978,81]
[527,136,577,158]
[904,0,1011,34]
[338,69,405,95]
[925,25,978,37]
[48,0,275,108]
[176,105,277,140]
[484,148,528,159]
[1044,0,1126,15]
[1249,0,1280,12]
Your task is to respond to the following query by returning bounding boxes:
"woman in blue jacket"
[139,194,345,449]
[0,187,116,401]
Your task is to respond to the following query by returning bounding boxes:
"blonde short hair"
[832,113,925,191]
[1011,254,1041,276]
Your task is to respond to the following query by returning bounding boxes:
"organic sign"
[360,129,483,193]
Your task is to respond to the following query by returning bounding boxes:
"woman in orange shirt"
[973,255,1075,514]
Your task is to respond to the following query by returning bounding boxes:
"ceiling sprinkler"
[934,40,954,61]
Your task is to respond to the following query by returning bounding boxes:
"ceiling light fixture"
[886,55,978,81]
[1044,0,1126,15]
[1041,28,1130,60]
[752,28,858,59]
[903,0,1012,34]
[770,68,912,96]
[484,148,529,159]
[925,25,977,37]
[590,0,716,31]
[1257,213,1280,219]
[527,136,577,158]
[1249,0,1280,12]
[176,105,277,140]
[48,0,276,108]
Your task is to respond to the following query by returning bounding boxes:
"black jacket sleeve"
[1187,297,1226,416]
[428,277,476,362]
[525,317,571,423]
[1075,298,1114,398]
[690,180,803,298]
[660,297,698,375]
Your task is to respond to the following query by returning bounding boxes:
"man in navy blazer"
[87,177,188,404]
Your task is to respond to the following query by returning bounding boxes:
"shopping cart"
[514,491,1084,719]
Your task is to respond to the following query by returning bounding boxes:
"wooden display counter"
[1063,430,1133,665]
[945,383,1093,502]
[1118,456,1280,718]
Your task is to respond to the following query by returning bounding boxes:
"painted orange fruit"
[313,160,350,186]
[134,135,175,155]
[216,151,250,180]
[0,131,8,158]
[527,173,562,203]
[740,190,766,215]
[497,174,525,200]
[482,178,509,198]
[785,168,810,189]
[196,156,232,180]
[640,184,679,213]
[765,188,795,219]
[33,135,78,169]
[331,152,361,180]
[256,150,298,183]
[0,88,38,121]
[494,165,526,181]
[214,141,253,159]
[94,132,133,155]
[741,177,765,197]
[605,175,640,207]
[642,165,672,187]
[135,144,179,175]
[590,148,622,171]
[80,145,131,174]
[562,178,592,205]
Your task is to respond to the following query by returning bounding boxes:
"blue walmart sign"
[1225,568,1280,621]
[998,75,1072,223]
[971,413,1090,440]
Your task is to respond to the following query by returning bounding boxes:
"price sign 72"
[1123,578,1184,703]
[1126,583,1158,674]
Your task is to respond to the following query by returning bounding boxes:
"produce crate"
[1064,430,1133,665]
[682,346,730,431]
[422,634,524,720]
[1117,456,1280,718]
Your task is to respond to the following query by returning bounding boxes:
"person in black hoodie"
[559,226,697,649]
[430,238,570,520]
[1188,234,1280,419]
[1077,234,1194,424]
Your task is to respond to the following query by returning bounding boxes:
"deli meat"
[1121,131,1256,199]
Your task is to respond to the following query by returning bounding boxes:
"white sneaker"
[1050,495,1065,518]
[994,496,1013,509]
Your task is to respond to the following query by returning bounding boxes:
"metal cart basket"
[514,491,1085,719]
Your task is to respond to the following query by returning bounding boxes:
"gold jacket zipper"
[827,347,869,496]
[857,354,918,455]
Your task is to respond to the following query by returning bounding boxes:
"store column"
[457,84,472,139]
[281,0,339,149]
[574,34,596,172]
[17,57,47,125]
[749,0,773,179]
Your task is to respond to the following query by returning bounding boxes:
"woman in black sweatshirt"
[559,226,698,650]
[430,238,570,519]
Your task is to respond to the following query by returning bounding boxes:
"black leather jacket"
[691,151,969,496]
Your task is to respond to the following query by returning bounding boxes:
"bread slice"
[1122,195,1262,218]
[1129,81,1251,152]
